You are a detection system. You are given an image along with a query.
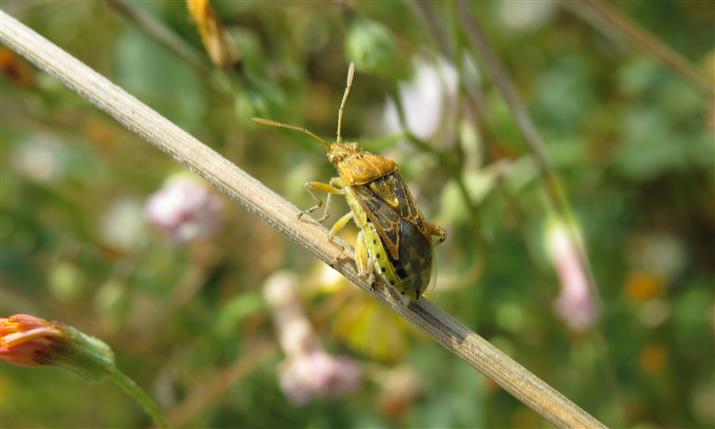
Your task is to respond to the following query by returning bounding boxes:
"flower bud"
[545,220,599,331]
[0,314,114,382]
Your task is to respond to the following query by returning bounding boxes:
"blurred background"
[1,1,713,428]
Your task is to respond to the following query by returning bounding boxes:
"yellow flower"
[0,314,66,368]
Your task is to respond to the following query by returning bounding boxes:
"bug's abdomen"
[395,219,433,298]
[361,222,406,295]
[362,219,433,301]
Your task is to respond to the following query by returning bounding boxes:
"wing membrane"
[352,172,425,260]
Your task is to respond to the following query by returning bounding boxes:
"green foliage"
[1,1,713,428]
[345,15,396,76]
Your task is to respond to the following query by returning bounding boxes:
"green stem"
[580,0,714,98]
[108,366,169,429]
[455,3,601,302]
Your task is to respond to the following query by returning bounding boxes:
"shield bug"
[253,63,446,303]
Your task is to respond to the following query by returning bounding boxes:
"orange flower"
[626,270,665,303]
[0,314,66,367]
[639,343,667,376]
[1,314,167,427]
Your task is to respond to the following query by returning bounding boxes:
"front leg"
[301,178,343,222]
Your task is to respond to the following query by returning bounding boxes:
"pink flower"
[279,349,362,405]
[145,175,224,244]
[264,272,362,404]
[546,221,599,331]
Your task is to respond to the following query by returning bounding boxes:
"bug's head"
[326,142,361,165]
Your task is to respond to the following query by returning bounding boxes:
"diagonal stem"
[0,10,607,429]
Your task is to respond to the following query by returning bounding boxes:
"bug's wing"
[352,181,402,260]
[389,173,421,221]
[353,172,429,260]
[383,173,431,234]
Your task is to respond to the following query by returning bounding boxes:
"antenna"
[252,118,328,147]
[336,62,355,144]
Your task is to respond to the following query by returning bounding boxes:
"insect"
[253,63,446,303]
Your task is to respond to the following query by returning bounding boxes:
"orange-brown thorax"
[327,142,398,186]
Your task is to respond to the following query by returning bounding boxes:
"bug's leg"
[328,211,354,264]
[329,211,353,241]
[425,222,447,245]
[329,177,345,190]
[354,230,375,288]
[301,180,343,222]
[317,177,344,223]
